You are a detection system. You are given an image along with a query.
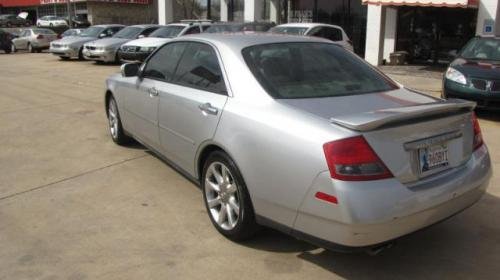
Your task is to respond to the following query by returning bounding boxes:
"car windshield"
[242,42,397,99]
[79,26,105,37]
[149,26,184,38]
[34,29,56,35]
[460,38,500,61]
[113,26,142,39]
[270,27,308,35]
[205,24,244,33]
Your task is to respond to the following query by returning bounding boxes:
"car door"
[157,42,228,174]
[14,30,28,49]
[121,42,187,151]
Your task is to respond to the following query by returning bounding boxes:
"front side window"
[80,27,104,37]
[143,42,188,81]
[172,42,226,93]
[242,42,397,99]
[140,27,159,37]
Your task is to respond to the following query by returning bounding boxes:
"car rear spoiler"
[329,99,476,132]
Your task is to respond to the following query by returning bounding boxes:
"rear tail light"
[472,112,484,151]
[37,34,44,39]
[323,136,393,181]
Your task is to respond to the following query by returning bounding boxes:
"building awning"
[39,0,150,4]
[362,0,478,8]
[0,0,40,7]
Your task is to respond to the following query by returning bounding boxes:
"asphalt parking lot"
[1,52,499,280]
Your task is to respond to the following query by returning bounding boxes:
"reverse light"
[472,112,484,151]
[445,67,467,85]
[323,136,393,181]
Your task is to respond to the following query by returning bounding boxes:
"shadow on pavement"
[240,193,500,279]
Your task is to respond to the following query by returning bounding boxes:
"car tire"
[4,47,11,54]
[202,151,259,241]
[36,49,42,53]
[78,48,84,60]
[37,23,41,27]
[49,23,53,27]
[107,96,131,145]
[28,43,34,53]
[6,22,11,28]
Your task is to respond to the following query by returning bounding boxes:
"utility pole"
[66,0,72,27]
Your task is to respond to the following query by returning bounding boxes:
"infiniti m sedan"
[104,34,491,252]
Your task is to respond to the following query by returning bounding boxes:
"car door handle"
[148,87,159,97]
[198,103,218,115]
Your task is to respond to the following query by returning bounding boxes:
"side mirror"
[138,34,145,39]
[98,33,107,38]
[121,63,140,77]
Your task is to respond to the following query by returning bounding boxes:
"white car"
[36,16,68,28]
[118,21,212,62]
[270,23,353,52]
[11,28,59,53]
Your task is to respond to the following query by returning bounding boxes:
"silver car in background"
[83,24,160,63]
[50,25,124,60]
[270,23,354,52]
[11,28,58,53]
[104,34,491,252]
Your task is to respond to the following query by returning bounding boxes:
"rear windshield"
[242,42,397,99]
[149,26,184,38]
[460,37,500,61]
[270,27,308,35]
[113,26,142,39]
[34,29,56,35]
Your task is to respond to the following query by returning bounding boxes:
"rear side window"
[242,42,397,99]
[172,42,226,94]
[184,26,201,35]
[143,42,187,81]
[310,27,343,41]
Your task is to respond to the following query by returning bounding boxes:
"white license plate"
[419,144,449,174]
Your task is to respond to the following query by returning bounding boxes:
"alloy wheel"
[108,99,119,139]
[204,161,241,230]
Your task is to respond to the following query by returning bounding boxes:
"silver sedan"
[104,34,491,253]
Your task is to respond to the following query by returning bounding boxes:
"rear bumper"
[443,80,500,108]
[293,144,491,248]
[82,48,116,62]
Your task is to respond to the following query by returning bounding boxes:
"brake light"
[323,136,393,181]
[472,112,483,151]
[37,34,44,39]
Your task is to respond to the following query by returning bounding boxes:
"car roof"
[171,33,332,51]
[94,24,125,28]
[275,23,343,30]
[128,24,160,29]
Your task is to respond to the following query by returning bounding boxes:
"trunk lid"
[278,88,476,184]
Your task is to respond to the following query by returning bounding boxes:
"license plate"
[419,143,449,174]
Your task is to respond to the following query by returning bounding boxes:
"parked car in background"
[443,36,500,108]
[0,14,31,27]
[68,15,90,28]
[270,23,353,51]
[50,24,124,60]
[106,33,491,252]
[36,16,68,28]
[61,28,85,38]
[0,28,14,53]
[83,24,160,63]
[204,22,275,33]
[118,22,211,63]
[11,28,58,53]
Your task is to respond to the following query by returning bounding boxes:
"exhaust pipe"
[366,242,394,256]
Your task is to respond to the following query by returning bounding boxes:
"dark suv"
[0,14,31,27]
[0,29,14,53]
